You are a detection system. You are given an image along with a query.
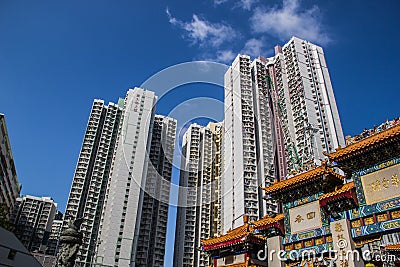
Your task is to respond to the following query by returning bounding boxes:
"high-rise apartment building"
[64,99,123,266]
[174,122,223,267]
[46,211,63,256]
[95,88,177,267]
[0,114,20,216]
[223,55,276,232]
[11,195,57,253]
[64,87,177,267]
[222,37,344,231]
[267,37,345,174]
[207,122,223,237]
[136,115,177,267]
[251,57,277,217]
[95,88,157,266]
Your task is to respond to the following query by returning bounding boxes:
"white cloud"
[213,0,229,4]
[166,7,178,24]
[200,50,236,64]
[242,38,264,56]
[166,8,237,47]
[215,50,236,63]
[237,0,258,10]
[250,0,330,44]
[215,0,258,10]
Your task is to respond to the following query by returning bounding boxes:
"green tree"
[0,203,15,232]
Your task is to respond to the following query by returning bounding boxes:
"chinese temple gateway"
[201,119,400,267]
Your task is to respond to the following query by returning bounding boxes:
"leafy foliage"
[0,203,15,232]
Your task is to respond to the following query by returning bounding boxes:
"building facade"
[207,122,224,237]
[174,122,223,267]
[64,88,177,266]
[95,88,157,266]
[135,115,177,267]
[11,195,57,253]
[223,54,265,231]
[95,88,177,267]
[45,211,63,256]
[267,36,345,175]
[222,37,345,232]
[0,114,20,216]
[251,57,279,217]
[63,98,123,266]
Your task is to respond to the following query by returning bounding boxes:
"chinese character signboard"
[361,163,400,205]
[289,201,322,234]
[331,219,364,267]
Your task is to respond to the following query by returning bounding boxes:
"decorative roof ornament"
[345,117,400,146]
[262,161,344,195]
[325,120,400,163]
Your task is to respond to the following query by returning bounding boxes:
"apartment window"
[8,249,16,260]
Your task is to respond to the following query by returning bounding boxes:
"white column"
[267,236,285,267]
[330,219,364,267]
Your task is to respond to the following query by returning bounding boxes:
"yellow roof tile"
[252,214,284,229]
[201,222,252,247]
[385,243,400,251]
[262,162,344,195]
[326,124,400,161]
[318,182,355,201]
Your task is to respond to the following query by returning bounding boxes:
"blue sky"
[0,0,399,266]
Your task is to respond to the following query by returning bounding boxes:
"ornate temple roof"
[220,264,248,267]
[262,162,344,196]
[318,182,355,201]
[384,243,400,252]
[201,222,252,247]
[354,236,382,248]
[318,182,358,215]
[252,214,284,230]
[201,216,270,251]
[326,123,400,162]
